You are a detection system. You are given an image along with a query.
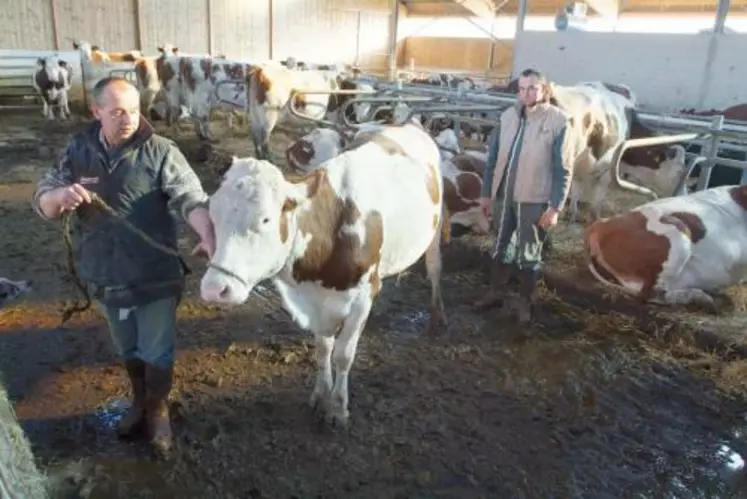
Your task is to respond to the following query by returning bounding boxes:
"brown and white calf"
[32,57,73,120]
[248,63,344,159]
[585,185,747,311]
[286,125,491,236]
[159,55,253,140]
[72,41,141,63]
[200,122,447,427]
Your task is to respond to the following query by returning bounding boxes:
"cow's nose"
[201,283,230,302]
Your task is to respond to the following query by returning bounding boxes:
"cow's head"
[285,128,345,173]
[157,44,179,56]
[0,278,32,309]
[72,41,94,58]
[433,128,461,158]
[200,157,326,304]
[620,144,687,197]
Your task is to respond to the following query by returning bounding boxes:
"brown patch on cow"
[278,198,297,244]
[180,59,197,92]
[252,67,272,105]
[442,175,479,214]
[286,139,314,170]
[584,211,670,300]
[290,171,384,292]
[200,58,212,80]
[729,185,747,211]
[452,154,486,177]
[292,90,307,110]
[660,212,707,244]
[223,63,245,80]
[156,57,173,87]
[455,172,481,202]
[121,53,137,63]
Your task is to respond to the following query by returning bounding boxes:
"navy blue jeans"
[97,296,179,368]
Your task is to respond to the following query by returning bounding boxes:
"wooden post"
[133,0,144,51]
[387,0,399,81]
[510,0,528,78]
[207,0,214,54]
[268,0,274,59]
[50,0,61,50]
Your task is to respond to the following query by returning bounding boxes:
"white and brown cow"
[32,56,73,120]
[72,41,141,63]
[159,54,253,140]
[585,185,747,311]
[248,63,343,159]
[200,122,447,427]
[548,83,687,222]
[286,125,491,236]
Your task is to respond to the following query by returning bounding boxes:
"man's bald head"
[90,76,142,147]
[91,76,139,107]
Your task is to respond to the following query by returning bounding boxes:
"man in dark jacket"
[32,76,215,457]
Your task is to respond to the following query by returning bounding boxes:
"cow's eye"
[262,217,270,225]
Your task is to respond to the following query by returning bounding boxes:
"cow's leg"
[250,107,280,161]
[568,182,583,223]
[326,295,373,427]
[587,168,613,222]
[44,99,55,120]
[424,214,446,332]
[309,333,335,412]
[59,91,71,119]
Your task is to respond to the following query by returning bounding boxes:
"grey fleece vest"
[67,118,187,308]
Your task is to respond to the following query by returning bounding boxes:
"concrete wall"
[512,30,747,112]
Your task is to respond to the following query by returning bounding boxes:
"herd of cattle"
[19,38,747,423]
[27,39,747,311]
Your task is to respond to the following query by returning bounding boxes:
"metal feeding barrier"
[213,78,248,110]
[108,68,136,83]
[366,79,747,197]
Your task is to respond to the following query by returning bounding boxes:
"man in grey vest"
[32,76,215,457]
[475,68,573,324]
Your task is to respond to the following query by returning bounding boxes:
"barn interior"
[1,0,747,497]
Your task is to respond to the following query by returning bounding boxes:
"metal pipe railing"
[611,132,706,198]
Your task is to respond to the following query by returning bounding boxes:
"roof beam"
[449,0,495,18]
[584,0,621,18]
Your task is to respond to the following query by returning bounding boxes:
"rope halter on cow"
[59,190,248,326]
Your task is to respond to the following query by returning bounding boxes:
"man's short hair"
[90,76,139,107]
[519,68,547,82]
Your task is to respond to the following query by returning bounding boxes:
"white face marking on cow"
[287,128,343,173]
[434,128,460,158]
[200,157,317,304]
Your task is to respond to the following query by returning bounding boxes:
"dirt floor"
[2,107,747,498]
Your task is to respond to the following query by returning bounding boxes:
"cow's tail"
[440,202,451,245]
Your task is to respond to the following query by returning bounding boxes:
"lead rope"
[59,191,247,326]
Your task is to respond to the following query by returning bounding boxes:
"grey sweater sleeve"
[481,126,500,198]
[31,142,76,221]
[549,125,571,210]
[159,143,210,220]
